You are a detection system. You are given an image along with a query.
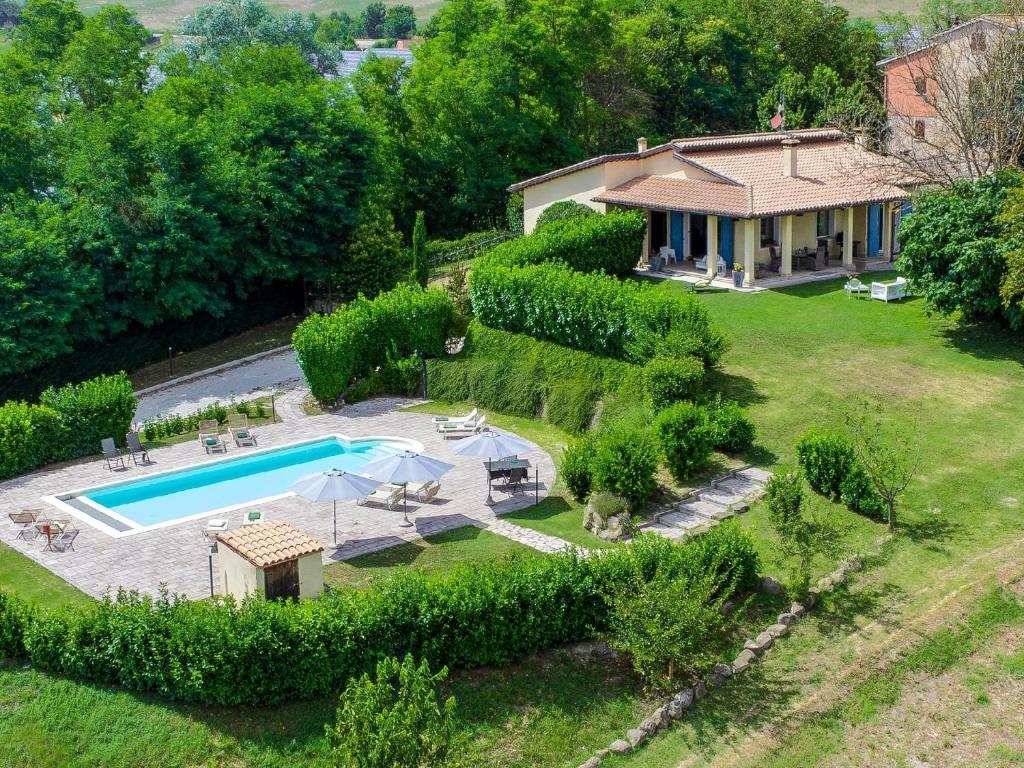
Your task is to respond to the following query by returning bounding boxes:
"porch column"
[642,210,651,264]
[882,203,894,261]
[683,213,691,259]
[842,207,854,268]
[780,214,794,276]
[743,218,756,287]
[707,215,719,277]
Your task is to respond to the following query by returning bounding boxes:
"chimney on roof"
[781,138,799,177]
[637,137,648,153]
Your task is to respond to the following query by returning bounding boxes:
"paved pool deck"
[0,399,557,599]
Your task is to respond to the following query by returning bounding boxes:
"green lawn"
[324,525,535,589]
[0,544,89,606]
[5,273,1024,766]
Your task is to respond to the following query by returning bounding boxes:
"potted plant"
[733,264,744,287]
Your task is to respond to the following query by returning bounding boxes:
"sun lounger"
[434,408,478,431]
[228,414,257,447]
[125,432,150,465]
[411,480,440,503]
[11,509,42,540]
[101,438,126,470]
[200,428,227,454]
[198,420,220,444]
[441,416,486,440]
[361,484,405,510]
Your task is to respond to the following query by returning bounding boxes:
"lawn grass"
[129,316,299,391]
[324,525,536,589]
[0,544,89,606]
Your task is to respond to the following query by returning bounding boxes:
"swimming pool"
[48,435,419,537]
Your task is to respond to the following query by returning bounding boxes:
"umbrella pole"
[486,458,495,506]
[400,483,413,527]
[333,499,337,545]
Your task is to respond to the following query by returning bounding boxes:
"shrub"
[0,401,41,479]
[592,423,659,504]
[294,284,454,404]
[327,655,456,768]
[535,200,598,231]
[546,378,600,433]
[469,262,724,366]
[15,529,756,705]
[39,373,137,458]
[560,437,594,502]
[706,396,756,453]
[839,465,886,518]
[0,591,33,659]
[484,210,645,276]
[795,430,857,499]
[643,356,705,407]
[654,401,714,483]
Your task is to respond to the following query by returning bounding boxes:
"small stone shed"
[216,521,325,601]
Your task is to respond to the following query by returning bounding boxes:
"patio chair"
[768,246,782,274]
[228,414,257,448]
[101,438,126,471]
[11,509,42,541]
[411,480,440,503]
[844,278,868,298]
[51,527,79,552]
[433,408,478,429]
[125,432,150,465]
[658,246,677,265]
[505,467,529,495]
[441,416,486,440]
[362,484,404,510]
[799,246,827,271]
[197,420,220,444]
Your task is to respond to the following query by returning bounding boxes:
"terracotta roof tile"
[593,176,750,217]
[217,521,324,568]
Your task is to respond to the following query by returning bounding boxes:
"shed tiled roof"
[217,521,324,568]
[594,135,910,217]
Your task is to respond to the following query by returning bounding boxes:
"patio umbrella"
[450,428,534,505]
[289,470,382,544]
[359,451,454,526]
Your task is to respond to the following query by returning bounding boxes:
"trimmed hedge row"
[483,210,645,277]
[0,373,136,481]
[293,284,454,404]
[427,322,642,433]
[468,262,725,366]
[1,528,760,705]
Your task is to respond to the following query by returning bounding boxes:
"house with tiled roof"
[509,128,912,288]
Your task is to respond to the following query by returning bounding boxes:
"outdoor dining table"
[35,519,69,551]
[483,457,531,481]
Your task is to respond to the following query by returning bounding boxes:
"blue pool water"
[81,437,405,528]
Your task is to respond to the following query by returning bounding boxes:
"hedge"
[2,528,760,705]
[468,262,725,367]
[426,322,642,433]
[795,430,885,518]
[0,373,137,481]
[535,201,598,231]
[483,210,646,277]
[294,284,454,404]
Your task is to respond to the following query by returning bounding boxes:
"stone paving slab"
[0,401,556,599]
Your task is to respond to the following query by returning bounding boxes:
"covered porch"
[634,203,906,289]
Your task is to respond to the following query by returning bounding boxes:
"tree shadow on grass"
[898,513,964,555]
[810,580,905,639]
[940,323,1024,368]
[705,370,767,408]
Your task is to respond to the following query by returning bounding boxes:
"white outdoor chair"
[658,246,677,265]
[844,278,868,298]
[870,277,908,303]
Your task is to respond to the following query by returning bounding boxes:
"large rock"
[640,706,670,735]
[766,623,789,639]
[694,680,708,700]
[790,602,806,617]
[713,662,733,678]
[760,576,783,595]
[626,728,648,748]
[777,612,797,626]
[755,631,775,651]
[578,758,602,768]
[845,555,863,572]
[608,739,632,755]
[732,649,757,674]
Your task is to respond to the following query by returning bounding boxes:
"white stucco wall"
[298,552,323,600]
[219,546,262,600]
[523,165,608,234]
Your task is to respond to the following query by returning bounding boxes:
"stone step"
[696,487,749,510]
[734,466,772,484]
[678,499,733,521]
[658,508,711,529]
[642,522,690,540]
[714,476,763,497]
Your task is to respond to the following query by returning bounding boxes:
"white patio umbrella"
[359,450,454,526]
[289,470,382,544]
[450,428,534,505]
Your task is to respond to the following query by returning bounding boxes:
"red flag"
[770,111,784,130]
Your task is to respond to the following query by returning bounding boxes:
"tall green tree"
[411,210,428,286]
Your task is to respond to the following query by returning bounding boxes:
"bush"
[484,210,645,276]
[0,591,33,659]
[535,200,598,231]
[469,262,725,366]
[294,284,454,404]
[426,229,508,267]
[706,396,756,453]
[560,437,594,502]
[427,323,640,430]
[839,465,886,518]
[0,373,138,481]
[15,528,756,705]
[654,401,714,483]
[795,431,857,499]
[643,356,705,407]
[328,655,456,768]
[39,373,138,458]
[592,423,659,504]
